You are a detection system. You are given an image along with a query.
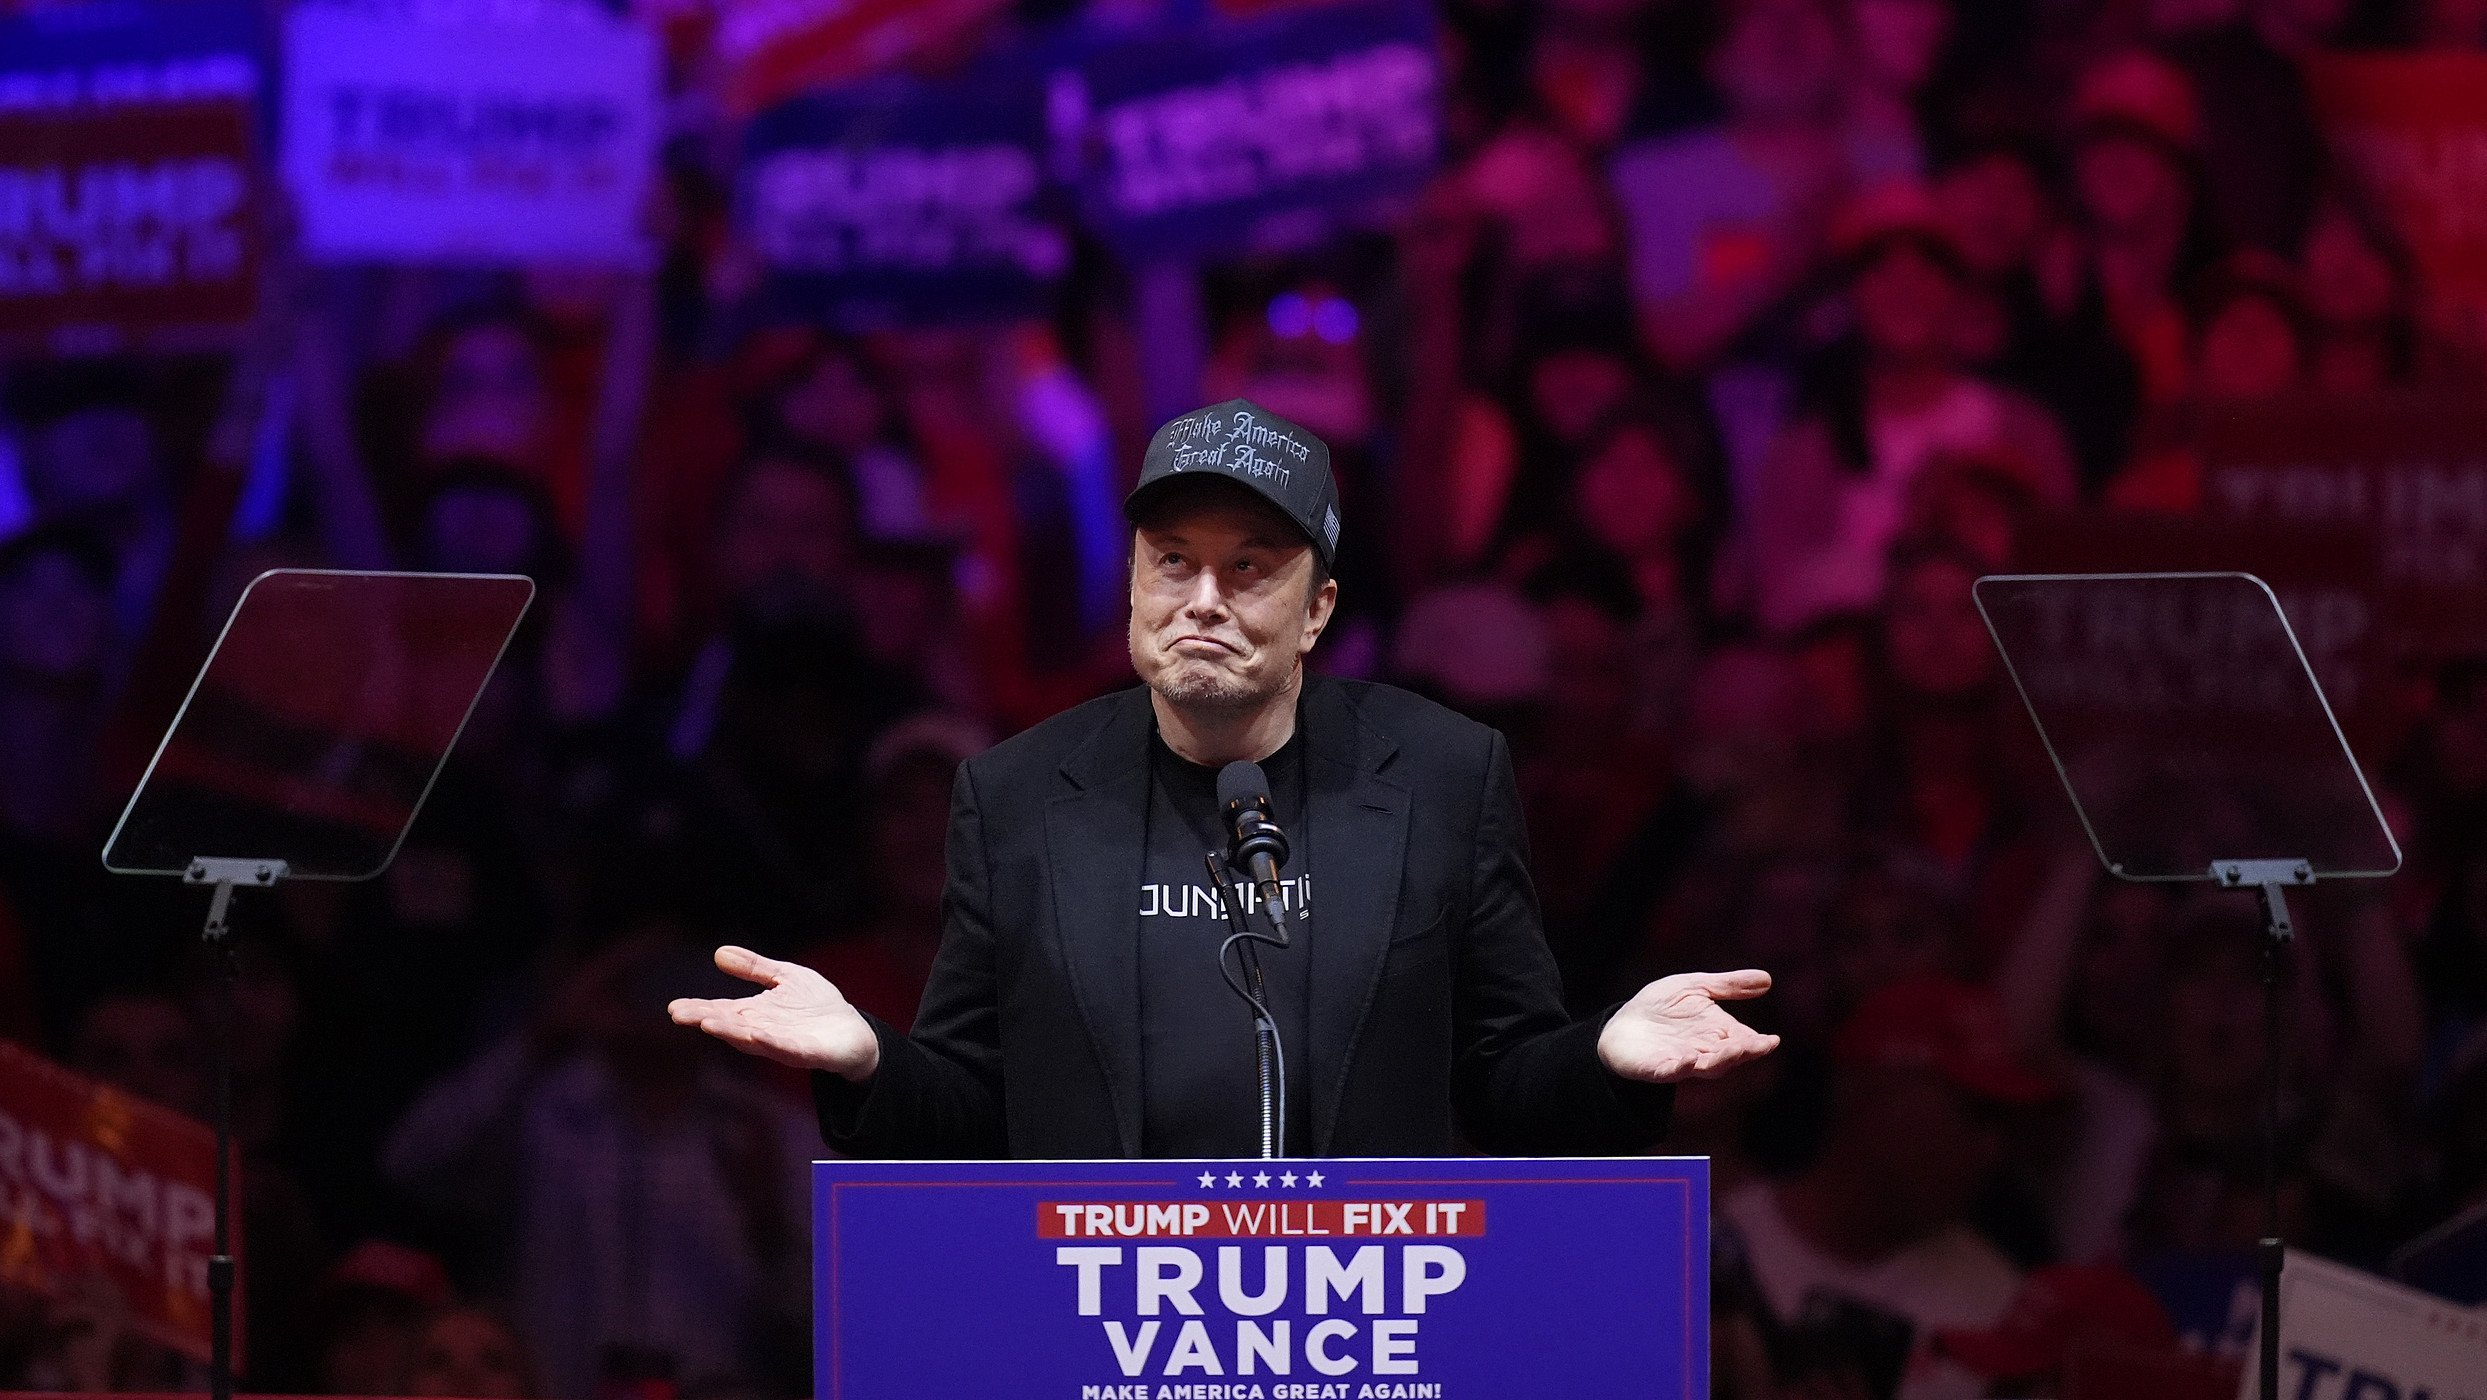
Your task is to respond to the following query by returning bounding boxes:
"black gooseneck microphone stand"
[1208,850,1289,1158]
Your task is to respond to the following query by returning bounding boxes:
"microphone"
[1217,760,1291,931]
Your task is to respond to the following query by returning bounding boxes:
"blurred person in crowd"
[1842,0,1957,180]
[1,369,171,656]
[1790,611,1880,751]
[411,463,569,582]
[72,978,327,1386]
[2299,194,2418,394]
[1610,0,1854,372]
[864,324,1128,724]
[2,1270,194,1391]
[694,442,857,642]
[1204,266,1394,624]
[310,1242,455,1395]
[793,713,990,1033]
[1522,0,1705,153]
[2187,250,2311,401]
[1898,451,2039,570]
[409,1304,537,1398]
[756,335,928,543]
[659,443,921,935]
[1750,187,2074,633]
[1413,260,1716,590]
[2145,0,2325,255]
[1679,641,1853,861]
[1991,853,2169,1264]
[2109,250,2311,510]
[1720,976,2055,1399]
[1477,398,1719,738]
[1931,1262,2186,1397]
[2131,900,2324,1243]
[851,538,980,714]
[2419,851,2487,1063]
[2061,51,2221,415]
[1509,558,1689,1005]
[2431,1037,2487,1212]
[2399,656,2487,881]
[0,529,113,849]
[1386,576,1549,730]
[1934,139,2147,489]
[2121,898,2322,1348]
[385,933,811,1400]
[2409,0,2487,45]
[69,983,206,1117]
[2255,0,2373,50]
[410,307,563,492]
[1856,537,2059,971]
[1822,854,1964,1015]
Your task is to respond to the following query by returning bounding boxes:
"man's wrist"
[835,1038,881,1083]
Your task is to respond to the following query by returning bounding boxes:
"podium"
[812,1157,1709,1397]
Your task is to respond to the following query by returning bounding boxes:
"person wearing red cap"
[1932,1261,2183,1396]
[1721,975,2062,1399]
[1748,184,2078,633]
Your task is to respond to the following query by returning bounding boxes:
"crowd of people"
[5,0,2487,1395]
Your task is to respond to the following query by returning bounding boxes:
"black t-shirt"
[1137,729,1313,1157]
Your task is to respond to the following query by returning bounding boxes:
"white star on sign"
[1253,1172,1272,1188]
[1226,1172,1244,1188]
[1198,1172,1216,1188]
[1280,1172,1298,1187]
[1306,1171,1325,1187]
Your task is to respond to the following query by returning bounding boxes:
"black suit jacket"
[814,673,1671,1158]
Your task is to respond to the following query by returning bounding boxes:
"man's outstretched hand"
[1598,969,1780,1084]
[668,946,881,1081]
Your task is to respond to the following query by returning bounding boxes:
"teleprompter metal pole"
[184,857,289,1400]
[2213,857,2311,1400]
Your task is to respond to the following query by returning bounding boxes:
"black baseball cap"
[1123,398,1341,570]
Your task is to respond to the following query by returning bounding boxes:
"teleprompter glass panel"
[103,570,534,880]
[1973,572,2398,882]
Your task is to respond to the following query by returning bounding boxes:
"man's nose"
[1181,570,1230,620]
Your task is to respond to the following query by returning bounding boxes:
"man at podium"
[672,399,1778,1158]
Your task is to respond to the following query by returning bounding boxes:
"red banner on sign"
[2310,55,2487,324]
[2189,392,2487,659]
[0,97,260,356]
[1039,1199,1489,1239]
[0,1040,232,1364]
[716,0,1012,116]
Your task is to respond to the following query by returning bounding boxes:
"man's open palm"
[668,946,881,1080]
[1598,969,1780,1084]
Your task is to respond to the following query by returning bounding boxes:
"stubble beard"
[1136,645,1280,715]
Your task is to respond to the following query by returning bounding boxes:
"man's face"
[1128,491,1335,712]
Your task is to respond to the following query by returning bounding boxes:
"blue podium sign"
[814,1156,1708,1398]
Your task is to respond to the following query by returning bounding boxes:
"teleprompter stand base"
[2212,858,2311,1400]
[182,858,288,1400]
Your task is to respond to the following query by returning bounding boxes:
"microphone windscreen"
[1217,760,1270,812]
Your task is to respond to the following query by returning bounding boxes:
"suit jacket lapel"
[1046,687,1155,1157]
[1300,675,1407,1155]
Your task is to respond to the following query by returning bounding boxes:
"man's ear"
[1300,576,1339,655]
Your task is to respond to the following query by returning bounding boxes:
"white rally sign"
[2241,1251,2487,1400]
[281,5,658,266]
